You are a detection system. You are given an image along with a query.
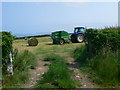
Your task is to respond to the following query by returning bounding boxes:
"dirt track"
[23,57,98,88]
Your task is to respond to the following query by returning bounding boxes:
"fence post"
[7,52,13,76]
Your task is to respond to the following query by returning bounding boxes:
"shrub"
[1,31,14,74]
[28,37,38,46]
[36,56,76,88]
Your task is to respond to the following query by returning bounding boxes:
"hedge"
[85,27,120,55]
[1,31,14,73]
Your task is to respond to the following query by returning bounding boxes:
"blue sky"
[1,2,118,36]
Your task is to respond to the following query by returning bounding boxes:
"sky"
[1,2,118,36]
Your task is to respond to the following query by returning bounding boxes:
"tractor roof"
[75,27,85,29]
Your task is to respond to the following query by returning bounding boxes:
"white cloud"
[1,0,119,2]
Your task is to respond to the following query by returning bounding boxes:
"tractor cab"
[74,27,86,34]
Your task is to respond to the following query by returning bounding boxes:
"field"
[13,37,82,59]
[12,36,98,88]
[3,27,119,88]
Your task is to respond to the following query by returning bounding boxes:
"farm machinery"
[51,27,86,44]
[71,27,86,43]
[51,31,71,45]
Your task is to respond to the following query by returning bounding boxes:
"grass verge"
[73,45,119,87]
[2,50,36,88]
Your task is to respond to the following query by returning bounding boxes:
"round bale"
[28,37,38,46]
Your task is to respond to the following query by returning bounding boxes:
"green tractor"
[51,31,71,45]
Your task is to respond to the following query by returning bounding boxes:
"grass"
[73,45,120,87]
[90,51,119,86]
[2,50,36,88]
[10,36,83,88]
[13,36,83,62]
[43,53,63,62]
[36,55,76,88]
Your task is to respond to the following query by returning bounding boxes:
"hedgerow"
[1,31,14,74]
[85,27,120,55]
[73,27,120,86]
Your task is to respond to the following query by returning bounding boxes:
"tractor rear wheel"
[59,39,65,45]
[77,34,84,43]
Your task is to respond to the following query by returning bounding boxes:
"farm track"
[23,57,98,88]
[22,61,50,88]
[66,58,99,88]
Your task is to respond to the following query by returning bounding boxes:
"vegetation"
[36,55,76,88]
[73,27,120,87]
[3,27,119,88]
[2,50,36,88]
[28,37,38,46]
[85,27,119,55]
[4,36,81,88]
[43,54,64,62]
[1,31,14,74]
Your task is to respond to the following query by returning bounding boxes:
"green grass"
[14,50,36,71]
[90,51,119,86]
[35,43,83,60]
[73,45,120,87]
[43,54,63,62]
[36,55,76,88]
[3,50,36,88]
[11,36,83,88]
[73,45,89,65]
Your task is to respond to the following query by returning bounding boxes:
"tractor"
[51,31,71,45]
[71,27,86,43]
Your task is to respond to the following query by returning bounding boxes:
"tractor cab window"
[80,29,85,33]
[74,28,79,33]
[74,28,85,33]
